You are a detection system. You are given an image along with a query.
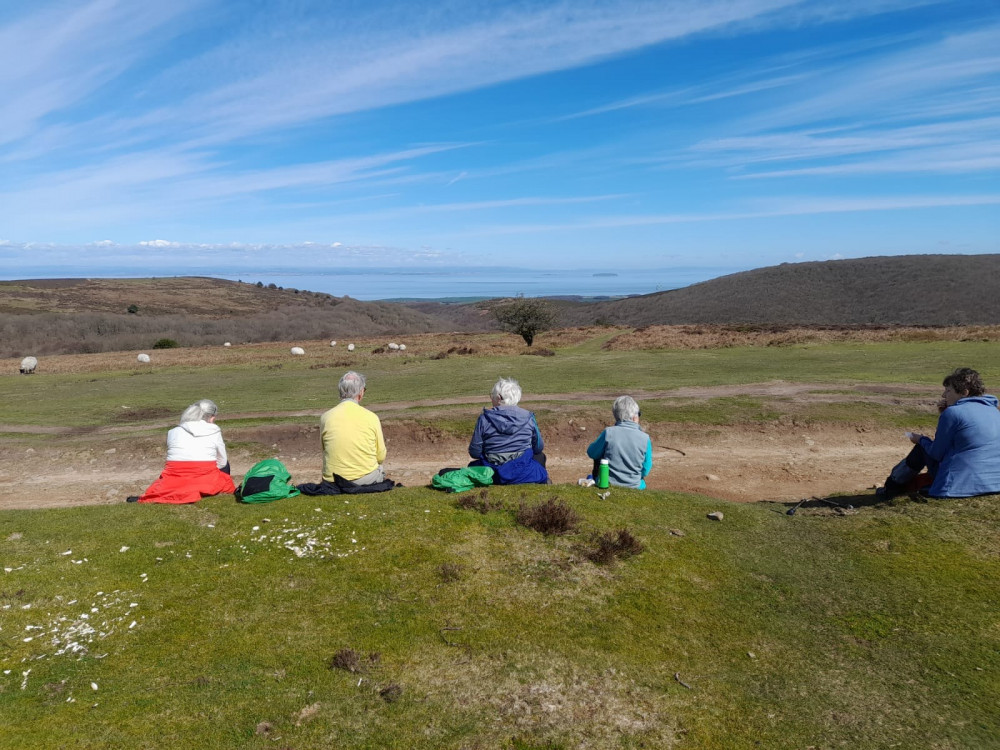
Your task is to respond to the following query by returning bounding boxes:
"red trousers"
[139,461,236,504]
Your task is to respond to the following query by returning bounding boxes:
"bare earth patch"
[0,383,908,510]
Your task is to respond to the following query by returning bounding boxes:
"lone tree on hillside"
[492,297,555,346]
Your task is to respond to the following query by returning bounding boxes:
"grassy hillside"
[2,486,998,749]
[3,330,1000,746]
[557,254,1000,327]
[0,278,481,357]
[6,332,1000,426]
[5,255,1000,356]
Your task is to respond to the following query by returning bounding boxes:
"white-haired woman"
[468,377,548,484]
[129,399,236,504]
[586,395,653,489]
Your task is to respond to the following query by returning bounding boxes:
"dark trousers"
[885,443,938,493]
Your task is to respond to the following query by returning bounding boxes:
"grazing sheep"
[347,343,355,352]
[388,342,399,350]
[19,356,37,374]
[330,340,337,347]
[290,346,305,356]
[137,353,151,363]
[398,344,406,351]
[223,342,232,347]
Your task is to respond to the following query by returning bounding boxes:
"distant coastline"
[0,265,726,301]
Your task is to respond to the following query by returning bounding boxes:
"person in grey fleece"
[586,395,653,489]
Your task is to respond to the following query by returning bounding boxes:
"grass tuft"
[329,648,362,673]
[456,488,502,514]
[582,528,645,565]
[437,562,463,583]
[379,683,403,703]
[516,497,580,536]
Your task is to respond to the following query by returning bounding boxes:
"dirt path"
[0,383,920,510]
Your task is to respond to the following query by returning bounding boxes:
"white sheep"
[398,344,406,351]
[19,356,37,374]
[223,342,232,348]
[330,340,337,347]
[388,342,399,351]
[137,353,151,363]
[290,346,305,356]
[347,343,355,352]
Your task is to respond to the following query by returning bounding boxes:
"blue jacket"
[474,449,549,485]
[587,420,653,489]
[469,405,544,463]
[920,394,1000,498]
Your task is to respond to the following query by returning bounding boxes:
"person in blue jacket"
[587,396,653,489]
[879,367,1000,499]
[468,377,548,484]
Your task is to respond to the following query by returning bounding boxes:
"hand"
[937,398,947,413]
[907,432,923,445]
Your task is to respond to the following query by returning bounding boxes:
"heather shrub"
[515,497,580,535]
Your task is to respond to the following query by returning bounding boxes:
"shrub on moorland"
[516,497,580,536]
[582,529,645,565]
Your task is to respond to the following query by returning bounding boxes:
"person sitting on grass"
[468,377,548,484]
[878,367,1000,499]
[129,399,235,504]
[586,395,653,489]
[296,370,396,495]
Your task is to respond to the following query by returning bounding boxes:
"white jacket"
[165,420,228,468]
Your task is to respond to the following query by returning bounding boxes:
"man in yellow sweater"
[321,371,387,485]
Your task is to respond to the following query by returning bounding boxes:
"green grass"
[4,333,1000,747]
[5,339,1000,426]
[2,488,999,748]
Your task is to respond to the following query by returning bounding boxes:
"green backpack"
[431,466,494,493]
[237,458,301,504]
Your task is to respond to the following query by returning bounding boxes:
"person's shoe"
[876,478,906,499]
[126,496,140,503]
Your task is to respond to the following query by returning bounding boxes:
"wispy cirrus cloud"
[453,193,1000,236]
[0,0,204,147]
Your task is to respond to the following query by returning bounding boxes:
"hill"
[0,277,481,357]
[556,254,1000,327]
[5,255,1000,357]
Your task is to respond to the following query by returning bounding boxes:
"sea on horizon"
[1,265,732,302]
[214,266,725,301]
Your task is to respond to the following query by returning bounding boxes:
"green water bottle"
[597,459,610,489]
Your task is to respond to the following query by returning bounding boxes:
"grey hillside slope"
[562,254,1000,327]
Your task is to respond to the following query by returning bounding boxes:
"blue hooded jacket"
[919,394,1000,498]
[468,404,544,463]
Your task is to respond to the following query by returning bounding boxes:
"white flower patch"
[241,520,367,560]
[2,590,144,668]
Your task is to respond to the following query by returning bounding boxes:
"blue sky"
[0,0,998,281]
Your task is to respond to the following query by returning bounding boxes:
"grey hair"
[612,395,639,422]
[339,371,366,400]
[491,377,522,406]
[180,399,219,424]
